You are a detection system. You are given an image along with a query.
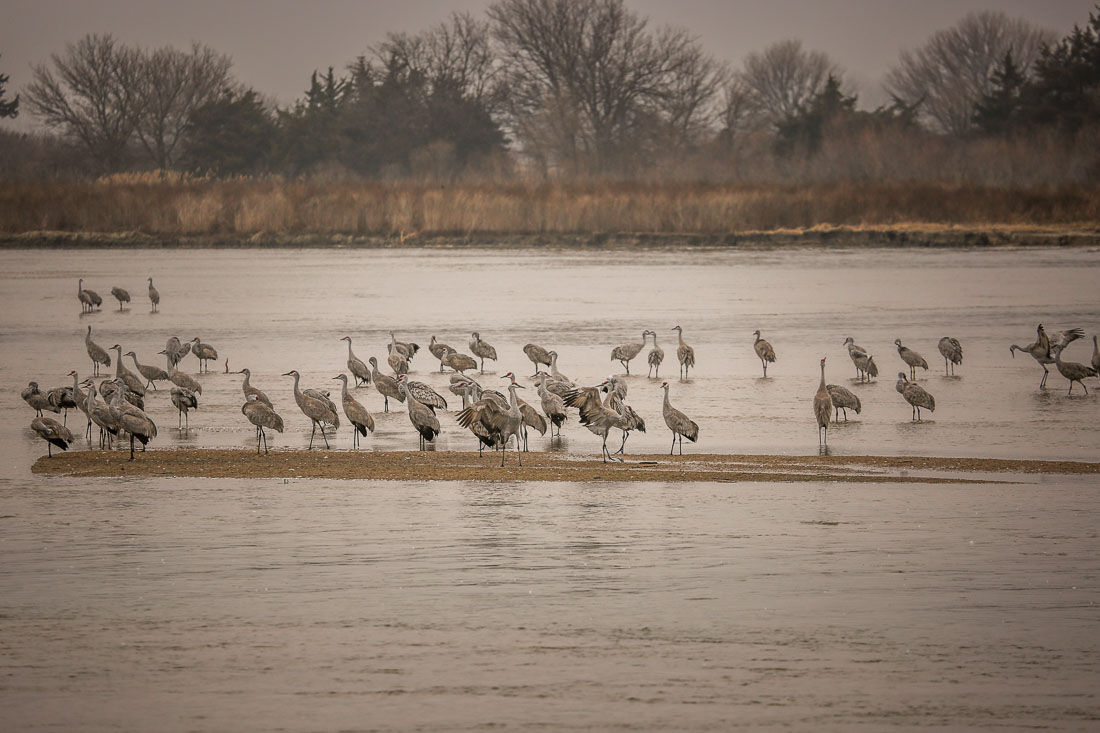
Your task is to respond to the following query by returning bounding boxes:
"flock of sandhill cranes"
[22,280,1100,462]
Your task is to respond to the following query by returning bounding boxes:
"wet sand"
[32,449,1100,483]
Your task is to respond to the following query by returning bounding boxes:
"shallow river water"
[1,245,1099,730]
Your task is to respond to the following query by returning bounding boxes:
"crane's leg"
[1083,382,1090,396]
[256,427,261,455]
[670,432,676,455]
[129,434,135,461]
[309,422,317,449]
[263,428,269,455]
[384,397,389,413]
[1067,381,1074,396]
[516,436,522,467]
[823,425,827,446]
[320,424,329,449]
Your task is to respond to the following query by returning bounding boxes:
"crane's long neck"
[347,341,355,359]
[113,347,123,376]
[1094,335,1098,355]
[663,386,671,409]
[291,373,303,399]
[78,279,83,295]
[86,326,92,343]
[819,363,826,390]
[130,353,142,370]
[508,386,521,416]
[651,333,658,347]
[340,377,351,401]
[677,330,685,346]
[241,372,252,391]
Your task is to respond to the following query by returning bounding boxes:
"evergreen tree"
[1020,9,1100,132]
[973,52,1027,135]
[181,89,275,175]
[0,56,18,119]
[774,74,856,155]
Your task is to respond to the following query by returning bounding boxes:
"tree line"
[1,1,1098,183]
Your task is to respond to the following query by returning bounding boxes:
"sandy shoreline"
[30,449,1100,483]
[4,225,1100,250]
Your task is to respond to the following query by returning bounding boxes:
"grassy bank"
[2,179,1098,241]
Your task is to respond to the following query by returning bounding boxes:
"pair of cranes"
[1010,324,1099,395]
[78,278,159,313]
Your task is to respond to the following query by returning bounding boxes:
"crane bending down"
[672,326,695,379]
[398,375,440,450]
[242,394,284,454]
[523,343,552,376]
[129,351,168,390]
[334,374,375,448]
[895,339,928,380]
[456,380,526,465]
[283,370,339,449]
[896,372,936,421]
[110,286,130,311]
[611,331,647,374]
[825,384,861,421]
[32,416,73,458]
[1052,344,1098,395]
[661,381,699,455]
[813,358,833,447]
[753,330,776,377]
[938,337,963,376]
[469,332,497,373]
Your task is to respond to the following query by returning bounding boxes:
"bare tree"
[885,11,1054,135]
[488,0,721,173]
[131,44,233,169]
[24,34,141,172]
[735,40,838,129]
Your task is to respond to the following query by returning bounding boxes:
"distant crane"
[814,358,833,446]
[147,277,160,312]
[236,368,272,407]
[31,416,73,458]
[77,279,101,312]
[896,372,936,421]
[469,332,498,373]
[1010,324,1084,388]
[753,330,777,377]
[190,337,219,373]
[523,343,552,376]
[661,381,699,455]
[334,374,375,449]
[369,357,405,412]
[429,336,457,372]
[170,386,199,429]
[128,351,168,390]
[938,337,963,376]
[611,331,647,374]
[672,326,695,379]
[442,351,478,374]
[86,325,111,376]
[110,286,130,311]
[1052,343,1098,395]
[895,339,928,380]
[825,384,861,421]
[340,336,371,386]
[283,369,339,449]
[242,394,284,454]
[646,330,664,378]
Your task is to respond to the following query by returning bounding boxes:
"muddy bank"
[30,449,1100,483]
[4,226,1100,250]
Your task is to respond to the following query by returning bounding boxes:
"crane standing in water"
[813,358,833,447]
[753,330,776,378]
[672,326,695,379]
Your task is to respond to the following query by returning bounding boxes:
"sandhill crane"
[406,380,448,412]
[147,277,160,312]
[826,384,861,421]
[455,381,501,455]
[284,370,339,449]
[565,380,628,463]
[242,394,284,454]
[660,381,699,455]
[340,336,372,386]
[109,387,157,460]
[236,368,272,407]
[165,336,190,368]
[813,358,833,446]
[45,385,78,425]
[534,373,567,437]
[452,374,482,403]
[99,377,144,411]
[190,337,219,373]
[388,332,420,362]
[159,352,202,394]
[844,337,868,380]
[523,343,552,376]
[896,373,936,421]
[1052,343,1098,395]
[1010,324,1084,388]
[397,375,441,450]
[83,382,120,449]
[67,371,91,438]
[548,350,571,384]
[429,336,457,372]
[77,279,101,312]
[753,330,777,377]
[110,286,130,311]
[672,326,695,379]
[109,345,146,396]
[170,386,199,429]
[387,348,409,376]
[442,351,478,374]
[607,374,628,401]
[646,330,664,378]
[611,331,647,374]
[470,332,497,373]
[895,339,928,380]
[501,373,547,451]
[334,374,375,449]
[86,325,111,376]
[1093,336,1100,375]
[610,398,645,456]
[938,337,963,376]
[31,416,73,457]
[456,379,525,465]
[128,352,168,390]
[369,357,405,412]
[22,382,60,417]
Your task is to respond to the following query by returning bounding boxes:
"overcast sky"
[2,0,1096,128]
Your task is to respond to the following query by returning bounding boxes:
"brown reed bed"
[1,178,1098,240]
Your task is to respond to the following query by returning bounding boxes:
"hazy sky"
[2,0,1096,127]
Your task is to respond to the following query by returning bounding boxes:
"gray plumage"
[108,387,157,460]
[548,350,572,385]
[387,348,409,376]
[895,339,928,380]
[753,330,777,377]
[165,336,190,368]
[399,376,441,450]
[813,358,833,446]
[190,337,219,373]
[661,381,699,456]
[242,394,284,454]
[67,371,91,438]
[500,372,548,451]
[469,332,498,373]
[45,385,78,425]
[568,381,630,463]
[1052,343,1098,395]
[110,286,130,310]
[534,373,567,436]
[334,374,375,449]
[170,386,199,429]
[1093,336,1100,375]
[442,351,478,373]
[341,336,371,386]
[128,351,168,390]
[646,330,664,378]
[284,369,339,449]
[430,336,457,372]
[237,368,272,407]
[110,345,146,397]
[937,336,963,376]
[387,332,420,362]
[99,378,144,411]
[83,382,120,449]
[1010,324,1084,389]
[406,380,448,412]
[86,325,111,376]
[22,381,60,416]
[672,326,695,379]
[523,343,552,375]
[161,355,202,395]
[147,277,160,312]
[844,337,872,381]
[611,331,647,374]
[896,372,935,421]
[456,380,525,464]
[77,279,101,312]
[369,357,405,412]
[31,416,73,457]
[826,384,861,422]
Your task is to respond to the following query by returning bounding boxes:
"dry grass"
[1,178,1098,237]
